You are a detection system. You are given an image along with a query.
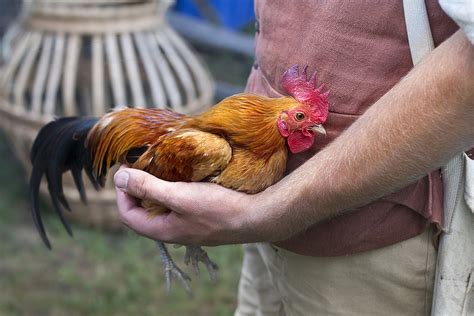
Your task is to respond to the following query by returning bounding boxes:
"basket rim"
[24,0,173,20]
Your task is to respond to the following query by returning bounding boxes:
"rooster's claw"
[156,241,193,296]
[185,245,219,283]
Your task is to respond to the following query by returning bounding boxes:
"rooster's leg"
[156,241,192,295]
[184,245,219,283]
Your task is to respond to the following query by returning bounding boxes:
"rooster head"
[277,65,330,153]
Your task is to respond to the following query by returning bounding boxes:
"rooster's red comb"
[281,65,330,122]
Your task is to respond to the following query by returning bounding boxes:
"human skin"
[113,30,474,246]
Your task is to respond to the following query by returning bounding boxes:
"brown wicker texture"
[0,0,214,229]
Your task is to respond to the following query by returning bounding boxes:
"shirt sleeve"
[439,0,474,44]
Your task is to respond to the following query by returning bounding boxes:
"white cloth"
[439,0,474,44]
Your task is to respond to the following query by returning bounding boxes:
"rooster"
[30,65,329,293]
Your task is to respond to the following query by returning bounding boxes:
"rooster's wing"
[134,128,232,182]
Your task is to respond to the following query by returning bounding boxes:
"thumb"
[114,167,173,204]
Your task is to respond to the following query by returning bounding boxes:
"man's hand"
[114,166,278,245]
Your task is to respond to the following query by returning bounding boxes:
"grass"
[0,132,243,316]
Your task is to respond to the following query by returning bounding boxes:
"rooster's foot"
[156,241,192,295]
[184,245,219,283]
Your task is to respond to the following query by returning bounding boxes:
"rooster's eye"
[295,112,305,121]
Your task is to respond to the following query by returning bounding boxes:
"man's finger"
[115,188,138,214]
[115,186,176,240]
[114,168,174,205]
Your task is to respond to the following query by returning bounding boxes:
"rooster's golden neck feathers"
[192,94,296,156]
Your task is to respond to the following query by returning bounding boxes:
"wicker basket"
[0,0,214,229]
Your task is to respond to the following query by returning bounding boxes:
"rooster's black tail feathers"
[29,117,100,249]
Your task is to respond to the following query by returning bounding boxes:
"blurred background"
[0,0,255,315]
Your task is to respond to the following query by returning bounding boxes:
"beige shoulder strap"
[403,0,434,65]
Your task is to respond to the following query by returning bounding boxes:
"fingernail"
[114,171,129,191]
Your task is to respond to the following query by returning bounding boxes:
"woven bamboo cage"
[0,0,214,229]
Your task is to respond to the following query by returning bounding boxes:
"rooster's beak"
[311,124,327,136]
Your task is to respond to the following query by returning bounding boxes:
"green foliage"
[0,133,243,316]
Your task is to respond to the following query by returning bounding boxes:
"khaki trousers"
[235,228,436,316]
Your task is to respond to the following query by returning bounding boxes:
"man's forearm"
[261,30,474,240]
